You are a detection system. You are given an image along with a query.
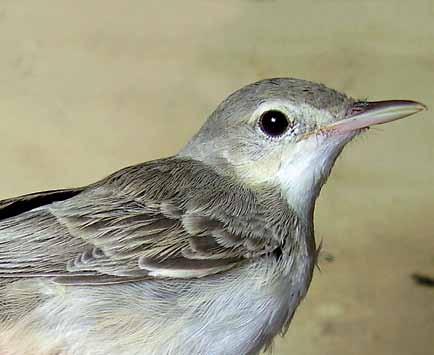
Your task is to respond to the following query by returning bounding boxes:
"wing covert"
[0,158,289,285]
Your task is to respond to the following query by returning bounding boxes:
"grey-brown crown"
[212,78,352,120]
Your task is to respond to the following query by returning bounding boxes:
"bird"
[0,78,426,355]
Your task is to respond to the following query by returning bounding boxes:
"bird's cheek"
[232,150,283,186]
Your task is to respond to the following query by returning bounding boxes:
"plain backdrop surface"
[0,1,433,354]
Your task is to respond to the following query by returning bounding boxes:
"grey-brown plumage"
[0,78,426,355]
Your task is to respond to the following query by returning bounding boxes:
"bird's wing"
[0,188,83,219]
[0,158,286,285]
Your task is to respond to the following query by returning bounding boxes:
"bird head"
[179,78,426,218]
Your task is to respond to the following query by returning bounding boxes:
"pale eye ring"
[258,110,291,137]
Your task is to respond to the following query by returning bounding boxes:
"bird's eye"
[258,110,290,137]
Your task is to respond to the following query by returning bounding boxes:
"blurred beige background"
[0,1,433,354]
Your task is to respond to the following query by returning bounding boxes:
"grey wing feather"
[0,158,286,285]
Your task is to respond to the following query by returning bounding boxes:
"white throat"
[277,134,351,220]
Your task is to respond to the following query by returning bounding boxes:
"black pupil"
[259,110,289,137]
